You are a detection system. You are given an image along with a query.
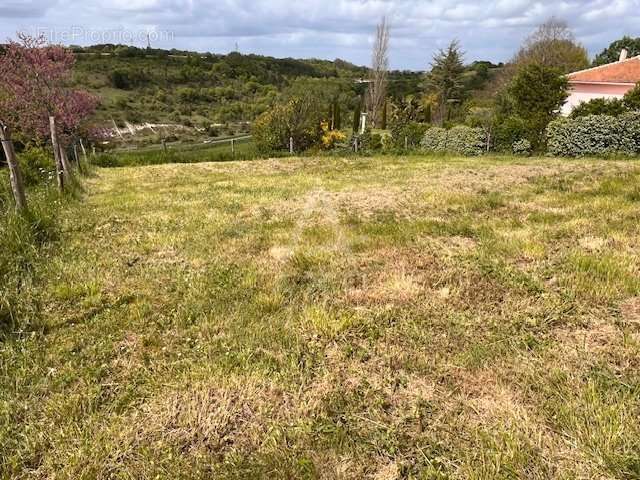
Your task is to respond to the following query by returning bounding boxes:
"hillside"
[71,45,370,130]
[69,45,496,137]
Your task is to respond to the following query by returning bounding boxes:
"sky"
[0,0,638,70]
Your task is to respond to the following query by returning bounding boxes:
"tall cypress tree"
[425,40,465,125]
[381,98,387,130]
[352,101,361,133]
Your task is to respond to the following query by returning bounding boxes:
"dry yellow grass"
[2,155,640,478]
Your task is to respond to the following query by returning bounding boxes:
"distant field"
[94,136,260,167]
[2,155,640,478]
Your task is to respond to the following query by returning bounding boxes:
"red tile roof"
[568,56,640,84]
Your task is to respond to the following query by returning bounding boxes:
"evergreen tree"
[381,98,387,130]
[334,102,341,130]
[352,101,361,133]
[508,64,568,149]
[424,40,465,125]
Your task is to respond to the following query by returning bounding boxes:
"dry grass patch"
[4,155,640,479]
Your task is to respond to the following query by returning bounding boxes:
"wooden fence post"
[289,137,294,154]
[231,138,235,155]
[73,142,85,175]
[49,116,64,192]
[0,123,27,211]
[79,138,88,161]
[59,143,72,181]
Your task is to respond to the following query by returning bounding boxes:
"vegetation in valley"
[2,154,640,478]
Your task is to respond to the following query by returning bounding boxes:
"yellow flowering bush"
[320,121,346,149]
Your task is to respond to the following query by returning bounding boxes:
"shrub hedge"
[420,126,487,156]
[547,112,640,157]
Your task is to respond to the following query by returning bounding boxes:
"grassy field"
[94,137,260,167]
[2,155,640,478]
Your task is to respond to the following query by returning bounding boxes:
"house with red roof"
[562,50,640,115]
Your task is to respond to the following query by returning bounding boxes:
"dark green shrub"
[390,121,428,149]
[447,126,486,156]
[18,147,55,187]
[570,98,627,118]
[623,83,640,110]
[508,64,568,149]
[421,125,486,156]
[512,138,532,156]
[420,127,448,152]
[493,116,529,152]
[546,113,640,157]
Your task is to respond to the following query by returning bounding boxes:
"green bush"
[390,121,428,149]
[18,147,56,187]
[252,96,324,153]
[448,126,486,156]
[570,98,627,118]
[512,138,532,156]
[493,116,529,152]
[420,127,448,152]
[546,113,640,157]
[421,125,487,156]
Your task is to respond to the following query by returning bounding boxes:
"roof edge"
[566,55,640,78]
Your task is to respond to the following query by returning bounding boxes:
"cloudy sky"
[0,0,637,69]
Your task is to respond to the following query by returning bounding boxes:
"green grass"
[94,137,262,167]
[2,155,640,478]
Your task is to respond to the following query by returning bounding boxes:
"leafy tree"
[389,95,427,147]
[0,34,97,208]
[424,40,465,125]
[508,64,568,148]
[593,36,640,66]
[0,34,76,142]
[514,17,588,74]
[623,83,640,110]
[252,93,324,153]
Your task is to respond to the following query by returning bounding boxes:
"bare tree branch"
[367,17,389,128]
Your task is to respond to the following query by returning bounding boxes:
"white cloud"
[2,0,639,69]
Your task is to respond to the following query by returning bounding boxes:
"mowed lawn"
[2,155,640,479]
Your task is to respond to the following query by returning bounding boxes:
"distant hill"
[70,45,370,129]
[68,45,497,132]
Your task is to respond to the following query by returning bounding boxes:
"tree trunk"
[49,116,64,192]
[0,123,27,211]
